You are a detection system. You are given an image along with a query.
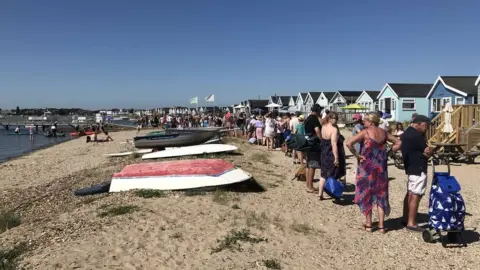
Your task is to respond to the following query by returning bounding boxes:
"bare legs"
[377,206,385,233]
[297,151,304,164]
[363,206,386,233]
[306,168,315,191]
[266,137,273,150]
[364,212,373,232]
[403,192,422,227]
[317,177,326,199]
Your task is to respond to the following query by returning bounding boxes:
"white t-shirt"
[379,119,389,131]
[289,117,299,132]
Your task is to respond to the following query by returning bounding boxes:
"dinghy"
[70,131,94,136]
[106,138,221,157]
[133,129,216,149]
[109,159,251,192]
[104,148,155,157]
[142,144,237,160]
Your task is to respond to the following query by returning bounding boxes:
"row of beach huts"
[234,75,480,122]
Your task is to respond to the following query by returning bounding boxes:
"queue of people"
[245,103,433,234]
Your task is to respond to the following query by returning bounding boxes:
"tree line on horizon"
[0,107,135,116]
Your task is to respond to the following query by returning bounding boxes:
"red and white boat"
[109,159,251,192]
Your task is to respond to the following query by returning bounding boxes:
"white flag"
[190,97,198,104]
[205,94,214,102]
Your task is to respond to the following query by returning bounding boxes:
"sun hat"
[352,113,362,120]
[298,115,305,120]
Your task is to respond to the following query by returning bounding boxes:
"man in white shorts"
[400,115,434,232]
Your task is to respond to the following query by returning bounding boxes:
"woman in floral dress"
[346,113,401,233]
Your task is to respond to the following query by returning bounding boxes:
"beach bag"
[248,137,256,144]
[323,177,345,199]
[286,133,307,150]
[428,173,465,231]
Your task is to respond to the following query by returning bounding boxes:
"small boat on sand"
[70,131,95,136]
[109,159,251,192]
[134,129,216,149]
[142,144,237,160]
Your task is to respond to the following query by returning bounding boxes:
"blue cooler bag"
[323,177,345,199]
[428,172,466,231]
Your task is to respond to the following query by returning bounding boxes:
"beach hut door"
[384,98,392,114]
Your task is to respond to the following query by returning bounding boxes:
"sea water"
[0,127,70,163]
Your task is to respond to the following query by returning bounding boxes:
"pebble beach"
[1,129,480,269]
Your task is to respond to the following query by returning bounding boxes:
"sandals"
[305,188,319,193]
[362,224,373,233]
[360,224,386,233]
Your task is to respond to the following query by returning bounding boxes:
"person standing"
[264,113,276,150]
[351,114,364,154]
[247,115,256,139]
[237,113,245,136]
[289,112,300,162]
[254,115,265,145]
[304,104,323,193]
[295,115,306,164]
[400,115,433,231]
[275,116,285,149]
[51,122,57,137]
[346,113,401,233]
[319,112,347,200]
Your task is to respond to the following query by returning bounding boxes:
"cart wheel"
[422,229,434,243]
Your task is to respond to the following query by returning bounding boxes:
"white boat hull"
[104,149,154,157]
[109,168,251,192]
[142,144,237,160]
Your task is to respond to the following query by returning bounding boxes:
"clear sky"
[1,0,479,109]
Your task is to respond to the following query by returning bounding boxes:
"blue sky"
[0,0,479,109]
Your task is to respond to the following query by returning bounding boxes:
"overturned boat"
[109,159,251,192]
[134,129,216,149]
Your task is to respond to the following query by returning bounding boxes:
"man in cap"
[400,115,434,231]
[303,104,323,192]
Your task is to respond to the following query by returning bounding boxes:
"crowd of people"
[134,112,236,132]
[242,104,433,234]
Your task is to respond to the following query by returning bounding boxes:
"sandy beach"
[1,129,480,269]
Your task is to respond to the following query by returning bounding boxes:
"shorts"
[306,152,321,169]
[407,173,428,195]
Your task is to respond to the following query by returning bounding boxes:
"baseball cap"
[311,104,323,113]
[411,115,431,125]
[352,113,362,120]
[298,115,305,120]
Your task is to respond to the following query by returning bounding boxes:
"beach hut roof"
[426,76,478,98]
